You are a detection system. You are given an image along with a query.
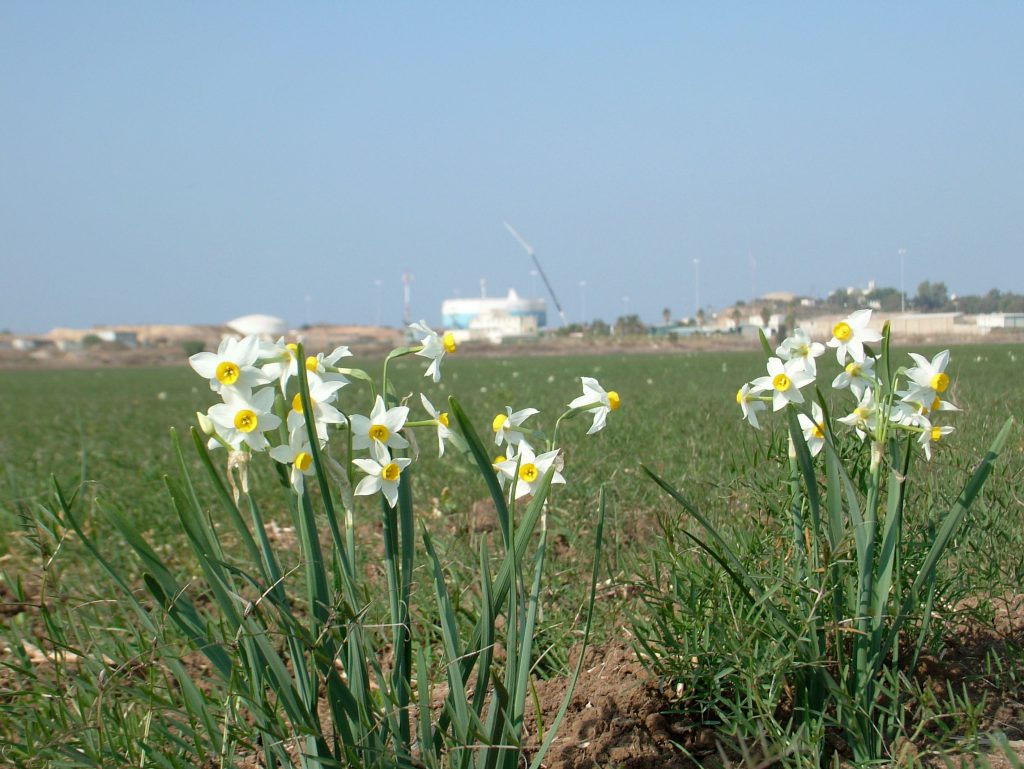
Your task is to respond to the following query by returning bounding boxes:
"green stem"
[852,439,884,756]
[550,403,603,449]
[381,346,420,402]
[403,419,439,429]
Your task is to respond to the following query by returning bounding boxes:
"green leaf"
[449,396,510,548]
[641,464,797,639]
[527,487,607,769]
[423,526,473,750]
[875,416,1014,675]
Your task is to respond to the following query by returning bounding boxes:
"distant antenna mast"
[503,222,567,326]
[480,277,487,298]
[402,272,413,326]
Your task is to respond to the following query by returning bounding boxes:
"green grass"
[1,341,1022,766]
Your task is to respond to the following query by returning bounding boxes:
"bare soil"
[518,595,1024,768]
[4,579,1022,767]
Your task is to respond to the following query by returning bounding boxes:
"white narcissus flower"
[206,386,281,451]
[350,395,410,451]
[776,328,825,375]
[797,402,827,457]
[410,320,457,383]
[837,388,878,442]
[750,357,815,411]
[269,429,316,493]
[494,444,565,500]
[568,377,620,434]
[918,423,954,461]
[893,381,961,426]
[896,385,960,419]
[826,309,882,365]
[260,341,352,394]
[286,378,348,443]
[890,397,931,430]
[492,406,539,450]
[903,350,952,403]
[303,346,353,388]
[260,338,301,393]
[420,393,452,457]
[925,394,960,415]
[736,383,767,429]
[352,443,411,508]
[491,445,516,492]
[831,356,878,400]
[190,336,270,393]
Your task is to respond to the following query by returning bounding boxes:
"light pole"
[898,248,907,313]
[579,280,587,325]
[693,258,701,319]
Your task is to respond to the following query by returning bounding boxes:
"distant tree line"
[820,282,1024,314]
[554,283,1024,339]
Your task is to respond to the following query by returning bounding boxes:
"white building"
[976,313,1024,329]
[442,289,547,330]
[226,314,288,339]
[95,329,138,347]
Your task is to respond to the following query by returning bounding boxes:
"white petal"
[352,458,381,474]
[355,475,381,497]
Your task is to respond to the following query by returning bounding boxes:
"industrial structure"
[438,288,546,343]
[442,288,547,331]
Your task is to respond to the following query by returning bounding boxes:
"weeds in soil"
[636,312,1016,765]
[1,336,1021,767]
[6,330,616,768]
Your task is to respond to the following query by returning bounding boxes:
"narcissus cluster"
[737,309,958,460]
[190,321,621,506]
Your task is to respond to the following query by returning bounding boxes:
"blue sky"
[3,3,1022,333]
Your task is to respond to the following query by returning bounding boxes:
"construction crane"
[503,222,568,327]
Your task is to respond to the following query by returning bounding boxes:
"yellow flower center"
[736,388,746,405]
[305,356,319,372]
[930,372,949,393]
[813,423,825,440]
[930,426,943,442]
[518,463,538,483]
[931,396,942,411]
[294,451,313,472]
[854,406,868,419]
[772,373,791,392]
[492,414,507,433]
[291,393,316,413]
[234,409,258,433]
[845,362,861,377]
[608,391,621,410]
[442,331,457,354]
[216,361,240,385]
[438,412,449,428]
[369,424,390,443]
[493,455,506,467]
[382,462,401,482]
[286,343,299,357]
[833,322,853,342]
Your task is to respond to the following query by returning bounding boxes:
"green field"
[1,341,1022,766]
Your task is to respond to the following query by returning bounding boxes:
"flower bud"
[196,411,215,435]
